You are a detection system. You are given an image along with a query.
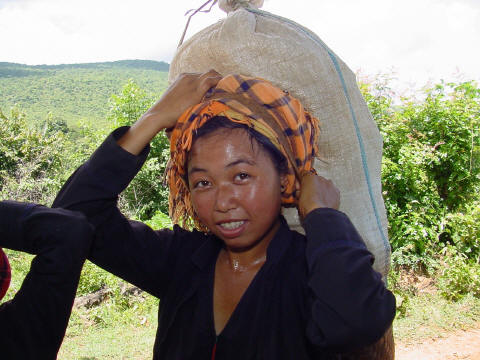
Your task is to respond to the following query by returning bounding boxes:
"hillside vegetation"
[0,60,169,127]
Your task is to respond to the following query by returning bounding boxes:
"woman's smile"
[216,220,247,237]
[218,220,245,230]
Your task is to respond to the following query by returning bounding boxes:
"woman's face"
[187,128,286,251]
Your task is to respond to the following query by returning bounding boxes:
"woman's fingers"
[175,69,222,102]
[298,172,340,219]
[144,69,223,130]
[116,70,223,155]
[199,69,223,94]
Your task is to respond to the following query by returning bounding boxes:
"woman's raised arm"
[118,70,222,155]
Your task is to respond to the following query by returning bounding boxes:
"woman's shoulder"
[273,219,308,263]
[152,224,211,255]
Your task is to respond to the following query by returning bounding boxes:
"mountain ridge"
[0,59,170,126]
[0,59,169,71]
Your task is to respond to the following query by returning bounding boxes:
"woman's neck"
[220,249,267,273]
[219,218,281,273]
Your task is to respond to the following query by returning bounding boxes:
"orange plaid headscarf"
[166,74,320,231]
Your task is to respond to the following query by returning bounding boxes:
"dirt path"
[396,327,480,360]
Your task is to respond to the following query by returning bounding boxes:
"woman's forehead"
[188,128,266,168]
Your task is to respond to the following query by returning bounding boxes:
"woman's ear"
[280,175,288,193]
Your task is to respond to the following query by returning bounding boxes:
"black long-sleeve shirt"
[0,202,93,360]
[53,127,396,359]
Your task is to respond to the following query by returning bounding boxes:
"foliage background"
[359,75,480,303]
[0,61,169,128]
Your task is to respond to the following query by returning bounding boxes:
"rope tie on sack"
[178,0,218,48]
[219,0,264,12]
[177,0,264,47]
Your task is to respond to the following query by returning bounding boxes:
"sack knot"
[218,0,264,13]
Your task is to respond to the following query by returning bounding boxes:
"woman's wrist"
[298,202,326,221]
[117,111,171,155]
[117,120,156,155]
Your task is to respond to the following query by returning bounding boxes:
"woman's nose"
[214,183,237,212]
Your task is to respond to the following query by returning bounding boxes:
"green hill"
[0,60,170,127]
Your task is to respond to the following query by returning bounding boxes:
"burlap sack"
[169,2,391,276]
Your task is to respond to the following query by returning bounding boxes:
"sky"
[0,0,479,93]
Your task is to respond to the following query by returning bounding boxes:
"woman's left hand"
[297,172,340,220]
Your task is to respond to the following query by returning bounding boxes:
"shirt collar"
[191,231,222,271]
[266,215,294,265]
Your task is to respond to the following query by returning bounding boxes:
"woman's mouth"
[216,220,247,238]
[219,220,245,230]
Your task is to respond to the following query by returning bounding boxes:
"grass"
[390,260,480,345]
[1,250,34,302]
[2,253,159,359]
[59,316,157,359]
[58,293,159,359]
[393,292,480,345]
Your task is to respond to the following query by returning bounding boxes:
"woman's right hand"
[143,69,223,130]
[117,69,222,155]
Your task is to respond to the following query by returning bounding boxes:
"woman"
[53,70,395,359]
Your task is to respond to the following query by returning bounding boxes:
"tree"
[107,80,170,220]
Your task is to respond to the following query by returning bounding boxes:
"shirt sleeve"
[0,202,93,360]
[302,208,396,353]
[52,127,187,298]
[0,201,37,252]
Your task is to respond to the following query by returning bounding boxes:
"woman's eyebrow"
[189,158,256,174]
[188,166,207,175]
[226,158,256,168]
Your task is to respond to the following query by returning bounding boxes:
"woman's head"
[166,74,320,233]
[187,123,287,249]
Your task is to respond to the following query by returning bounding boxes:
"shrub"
[437,248,480,301]
[360,77,480,269]
[144,210,173,230]
[444,202,480,262]
[0,107,68,205]
[76,261,121,296]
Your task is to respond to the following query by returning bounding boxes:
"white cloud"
[0,0,225,64]
[0,0,478,90]
[264,0,480,88]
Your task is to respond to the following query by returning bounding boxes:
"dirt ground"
[396,327,480,360]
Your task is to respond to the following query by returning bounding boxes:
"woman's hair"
[189,116,288,177]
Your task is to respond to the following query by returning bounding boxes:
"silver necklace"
[229,254,267,273]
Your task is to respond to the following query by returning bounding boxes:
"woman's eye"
[194,180,210,188]
[235,173,250,182]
